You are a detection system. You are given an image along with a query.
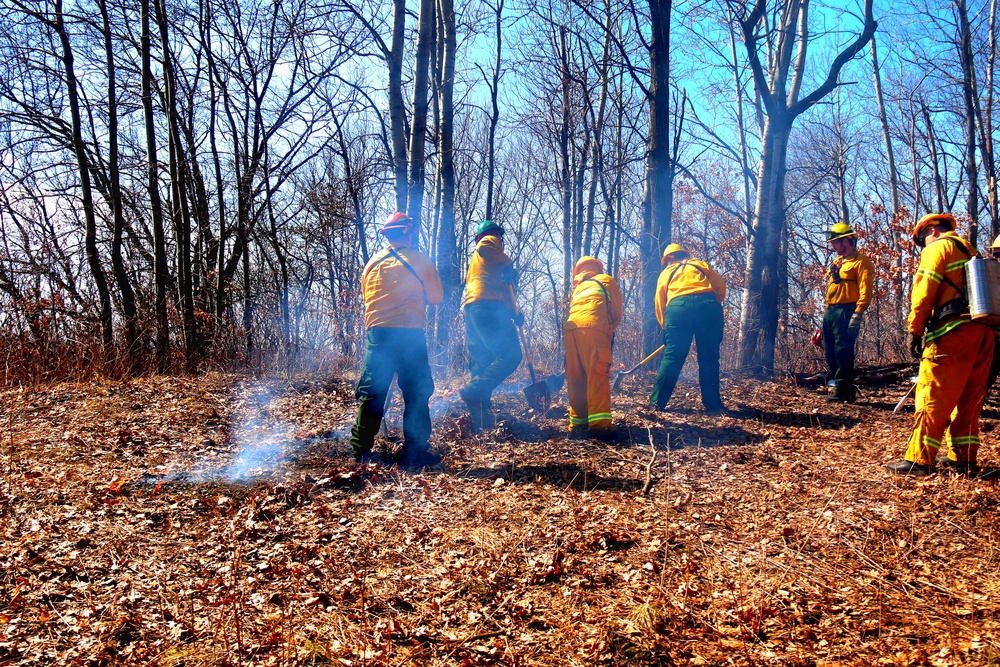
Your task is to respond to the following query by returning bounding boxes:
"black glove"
[512,312,525,327]
[502,265,519,288]
[909,333,924,360]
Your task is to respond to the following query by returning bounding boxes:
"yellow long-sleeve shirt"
[565,271,623,337]
[826,250,875,312]
[361,243,443,329]
[655,259,726,328]
[462,235,514,308]
[908,231,975,341]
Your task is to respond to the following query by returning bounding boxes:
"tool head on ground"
[661,243,689,265]
[827,222,856,243]
[573,256,604,276]
[911,213,956,247]
[380,212,413,237]
[522,377,550,412]
[474,219,504,242]
[612,344,665,392]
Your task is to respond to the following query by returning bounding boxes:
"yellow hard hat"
[573,256,604,276]
[827,222,856,242]
[911,213,956,247]
[989,233,1000,250]
[661,243,688,265]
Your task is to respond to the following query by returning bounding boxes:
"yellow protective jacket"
[566,271,623,337]
[462,235,515,308]
[826,250,875,312]
[908,231,975,341]
[655,259,726,328]
[361,242,443,329]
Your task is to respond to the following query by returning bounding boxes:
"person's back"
[650,244,726,414]
[565,257,622,439]
[350,212,443,469]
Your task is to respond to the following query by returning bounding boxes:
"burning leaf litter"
[1,370,999,665]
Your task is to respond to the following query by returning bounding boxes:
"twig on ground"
[643,428,657,495]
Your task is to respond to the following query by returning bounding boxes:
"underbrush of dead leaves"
[1,368,1000,666]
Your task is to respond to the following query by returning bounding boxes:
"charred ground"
[1,367,999,666]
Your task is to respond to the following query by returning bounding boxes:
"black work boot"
[935,452,979,475]
[400,448,442,470]
[460,385,484,432]
[886,460,930,476]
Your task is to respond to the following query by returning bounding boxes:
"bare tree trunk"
[484,0,503,221]
[435,0,459,360]
[50,0,113,366]
[958,0,980,245]
[922,101,946,213]
[734,0,876,375]
[99,0,139,375]
[140,0,170,371]
[559,25,573,298]
[155,0,197,368]
[640,0,673,354]
[407,0,435,245]
[389,0,407,210]
[871,35,900,215]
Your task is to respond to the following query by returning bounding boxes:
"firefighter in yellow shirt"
[887,213,993,476]
[350,212,444,468]
[650,244,727,413]
[823,222,875,403]
[565,256,623,440]
[460,220,522,430]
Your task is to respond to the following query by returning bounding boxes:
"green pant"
[350,328,434,457]
[822,303,857,400]
[650,292,724,411]
[463,300,522,408]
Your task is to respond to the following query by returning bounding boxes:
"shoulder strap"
[386,247,426,292]
[584,277,613,322]
[665,260,709,292]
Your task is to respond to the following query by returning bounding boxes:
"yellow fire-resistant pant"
[565,328,613,433]
[904,322,994,466]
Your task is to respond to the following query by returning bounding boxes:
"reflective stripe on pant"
[464,300,523,403]
[565,328,613,432]
[904,322,993,466]
[822,303,857,399]
[650,293,724,411]
[350,327,434,456]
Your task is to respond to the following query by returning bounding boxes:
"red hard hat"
[381,212,412,235]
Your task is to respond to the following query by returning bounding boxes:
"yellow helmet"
[911,213,956,248]
[573,256,604,276]
[988,233,1000,250]
[661,243,689,265]
[827,222,856,242]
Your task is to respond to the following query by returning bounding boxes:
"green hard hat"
[475,219,504,238]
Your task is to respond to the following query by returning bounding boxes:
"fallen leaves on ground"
[1,369,999,666]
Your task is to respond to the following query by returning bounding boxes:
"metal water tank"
[966,256,1000,325]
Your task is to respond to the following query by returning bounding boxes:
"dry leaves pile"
[1,369,999,666]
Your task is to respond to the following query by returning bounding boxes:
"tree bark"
[957,0,980,245]
[48,0,114,367]
[734,0,876,375]
[389,0,408,211]
[434,0,459,360]
[407,0,435,244]
[98,0,139,375]
[140,0,171,371]
[640,0,673,353]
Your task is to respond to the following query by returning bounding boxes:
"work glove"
[909,333,924,360]
[512,312,525,327]
[501,265,520,288]
[847,312,863,336]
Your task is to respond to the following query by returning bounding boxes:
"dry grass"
[1,369,999,666]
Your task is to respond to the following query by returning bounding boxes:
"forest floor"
[2,364,1000,666]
